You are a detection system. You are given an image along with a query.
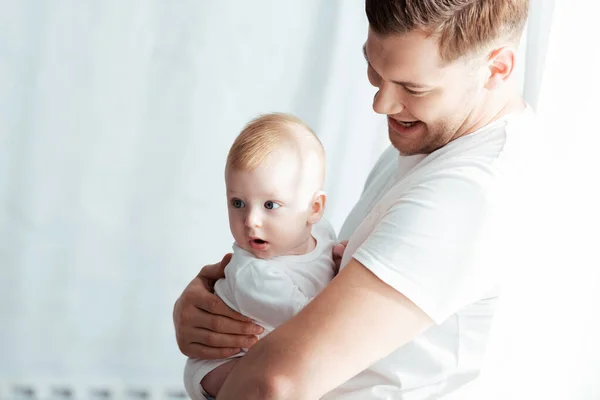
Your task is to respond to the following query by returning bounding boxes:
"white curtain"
[0,0,386,393]
[1,0,598,398]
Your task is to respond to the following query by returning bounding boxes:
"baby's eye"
[231,198,245,208]
[264,201,280,210]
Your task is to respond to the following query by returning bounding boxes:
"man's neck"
[457,82,525,140]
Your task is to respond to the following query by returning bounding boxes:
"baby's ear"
[307,191,326,225]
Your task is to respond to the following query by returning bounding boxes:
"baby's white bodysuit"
[184,219,337,400]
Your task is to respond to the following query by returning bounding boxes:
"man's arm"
[216,257,434,400]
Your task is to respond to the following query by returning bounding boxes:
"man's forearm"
[217,340,314,400]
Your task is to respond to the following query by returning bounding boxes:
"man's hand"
[173,253,264,359]
[332,240,348,274]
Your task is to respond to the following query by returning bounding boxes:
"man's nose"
[372,81,405,116]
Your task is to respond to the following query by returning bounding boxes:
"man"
[174,0,533,398]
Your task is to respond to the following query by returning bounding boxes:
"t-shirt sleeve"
[233,262,311,330]
[352,167,498,324]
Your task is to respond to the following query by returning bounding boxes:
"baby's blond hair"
[226,112,322,172]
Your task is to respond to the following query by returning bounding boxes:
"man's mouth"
[388,116,422,135]
[397,120,418,128]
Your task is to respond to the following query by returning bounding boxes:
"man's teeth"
[398,121,418,127]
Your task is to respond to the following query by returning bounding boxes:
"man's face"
[365,28,486,155]
[225,150,313,259]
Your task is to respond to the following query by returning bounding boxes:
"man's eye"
[404,87,427,97]
[232,199,245,208]
[264,201,280,210]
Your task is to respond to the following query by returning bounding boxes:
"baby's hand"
[332,240,348,274]
[201,358,241,397]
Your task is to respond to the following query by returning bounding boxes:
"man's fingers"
[220,252,233,266]
[332,240,349,274]
[186,327,259,349]
[195,304,263,335]
[333,244,346,259]
[184,343,243,360]
[200,292,258,323]
[199,253,232,281]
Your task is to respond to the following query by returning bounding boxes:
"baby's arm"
[201,358,240,397]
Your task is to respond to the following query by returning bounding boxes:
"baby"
[183,113,336,400]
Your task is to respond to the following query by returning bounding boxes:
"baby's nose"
[244,209,262,228]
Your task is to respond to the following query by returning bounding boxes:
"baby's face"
[225,150,314,259]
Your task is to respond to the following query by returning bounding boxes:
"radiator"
[0,381,189,400]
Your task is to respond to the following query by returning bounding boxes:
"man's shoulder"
[429,107,536,166]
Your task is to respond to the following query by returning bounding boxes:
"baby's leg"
[201,358,241,397]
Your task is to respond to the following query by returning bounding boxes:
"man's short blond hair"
[365,0,529,62]
[226,113,322,172]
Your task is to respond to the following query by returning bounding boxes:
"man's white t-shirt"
[323,108,536,399]
[184,219,336,400]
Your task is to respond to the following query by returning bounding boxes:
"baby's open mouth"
[249,237,269,250]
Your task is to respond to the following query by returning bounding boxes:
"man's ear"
[484,46,516,90]
[307,191,326,225]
